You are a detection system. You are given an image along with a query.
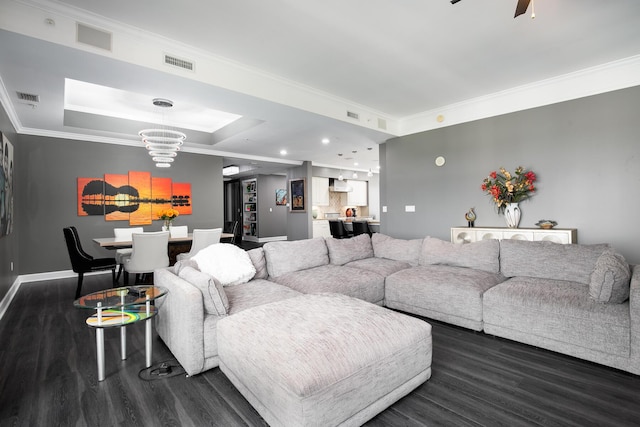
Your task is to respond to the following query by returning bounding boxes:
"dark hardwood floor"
[2,275,640,426]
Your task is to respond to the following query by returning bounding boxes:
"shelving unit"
[242,178,258,242]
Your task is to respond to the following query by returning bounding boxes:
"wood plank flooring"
[2,275,640,426]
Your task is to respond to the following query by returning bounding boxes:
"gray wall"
[0,105,18,301]
[380,86,640,264]
[256,174,288,238]
[287,161,313,241]
[17,135,224,274]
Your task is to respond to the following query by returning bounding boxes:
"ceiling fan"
[450,0,533,18]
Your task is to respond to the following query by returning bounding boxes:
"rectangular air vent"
[76,23,112,51]
[164,54,195,71]
[16,92,40,103]
[377,118,387,130]
[346,110,359,120]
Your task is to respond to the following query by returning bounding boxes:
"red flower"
[525,171,537,182]
[490,171,497,179]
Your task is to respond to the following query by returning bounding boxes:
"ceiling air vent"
[76,23,112,51]
[377,118,387,130]
[346,110,359,120]
[164,54,195,72]
[16,92,40,103]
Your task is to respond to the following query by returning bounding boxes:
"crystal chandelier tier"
[139,98,185,168]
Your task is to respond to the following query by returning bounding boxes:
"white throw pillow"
[192,243,256,286]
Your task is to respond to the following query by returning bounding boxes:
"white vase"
[504,203,521,228]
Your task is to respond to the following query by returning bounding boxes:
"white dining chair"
[113,227,143,282]
[123,231,170,284]
[169,225,189,238]
[176,228,222,261]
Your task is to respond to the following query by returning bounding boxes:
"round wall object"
[435,156,446,167]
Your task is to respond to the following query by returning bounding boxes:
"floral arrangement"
[481,166,537,213]
[157,208,180,222]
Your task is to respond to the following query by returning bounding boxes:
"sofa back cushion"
[177,266,229,315]
[247,247,269,280]
[325,234,374,265]
[420,237,500,274]
[371,233,422,266]
[263,238,329,278]
[500,240,609,285]
[589,249,631,303]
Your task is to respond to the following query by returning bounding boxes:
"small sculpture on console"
[465,208,476,228]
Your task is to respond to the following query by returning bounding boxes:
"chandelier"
[138,98,186,168]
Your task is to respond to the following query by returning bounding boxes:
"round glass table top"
[74,285,167,310]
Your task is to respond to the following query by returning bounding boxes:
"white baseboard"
[0,270,111,322]
[257,236,288,243]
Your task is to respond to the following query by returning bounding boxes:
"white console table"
[451,226,577,245]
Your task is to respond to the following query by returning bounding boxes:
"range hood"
[329,179,352,192]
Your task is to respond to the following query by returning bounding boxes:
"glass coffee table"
[74,285,167,381]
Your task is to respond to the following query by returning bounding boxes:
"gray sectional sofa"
[155,232,640,376]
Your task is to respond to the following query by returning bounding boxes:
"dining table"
[93,232,234,249]
[93,232,235,265]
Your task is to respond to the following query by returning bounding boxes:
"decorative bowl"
[535,220,557,229]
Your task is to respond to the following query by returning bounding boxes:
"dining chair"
[176,228,222,261]
[63,226,117,299]
[113,227,143,282]
[169,225,189,238]
[221,220,239,244]
[352,220,372,237]
[123,231,170,285]
[329,220,353,239]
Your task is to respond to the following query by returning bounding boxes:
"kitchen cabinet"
[347,180,367,206]
[450,227,577,244]
[313,220,331,238]
[312,177,329,206]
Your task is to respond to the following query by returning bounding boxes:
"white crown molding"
[8,0,398,135]
[4,1,640,141]
[399,54,640,136]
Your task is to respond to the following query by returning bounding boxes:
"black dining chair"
[63,226,117,299]
[329,220,353,239]
[221,220,239,244]
[352,220,372,237]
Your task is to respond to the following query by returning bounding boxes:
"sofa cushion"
[345,257,411,278]
[385,265,505,331]
[192,243,256,286]
[178,266,229,316]
[420,237,500,274]
[271,264,385,304]
[247,247,268,280]
[263,238,329,278]
[499,240,609,285]
[483,277,630,357]
[372,233,422,266]
[325,233,374,265]
[589,249,631,304]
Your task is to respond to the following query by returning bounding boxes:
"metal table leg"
[96,303,105,381]
[145,295,152,367]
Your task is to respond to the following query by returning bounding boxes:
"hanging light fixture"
[139,98,186,168]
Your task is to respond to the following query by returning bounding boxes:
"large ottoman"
[217,292,432,427]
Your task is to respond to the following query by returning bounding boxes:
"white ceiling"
[1,0,640,177]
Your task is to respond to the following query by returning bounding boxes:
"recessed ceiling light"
[354,162,359,166]
[322,138,330,144]
[280,149,287,155]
